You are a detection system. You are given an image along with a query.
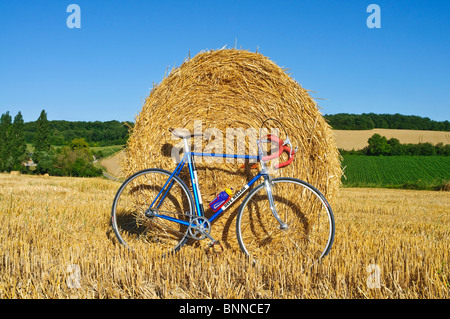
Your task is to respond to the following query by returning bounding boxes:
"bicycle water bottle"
[209,188,233,212]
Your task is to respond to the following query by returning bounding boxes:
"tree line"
[0,111,27,172]
[0,110,103,177]
[324,113,450,131]
[23,119,133,146]
[340,133,450,156]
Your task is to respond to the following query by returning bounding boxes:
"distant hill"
[324,113,450,131]
[24,120,133,147]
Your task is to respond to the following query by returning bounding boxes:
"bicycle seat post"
[182,136,190,154]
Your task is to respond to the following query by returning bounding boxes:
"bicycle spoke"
[111,169,193,255]
[236,178,334,263]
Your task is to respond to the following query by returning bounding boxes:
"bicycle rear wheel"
[111,168,194,255]
[236,177,335,264]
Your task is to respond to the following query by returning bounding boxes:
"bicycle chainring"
[188,217,211,240]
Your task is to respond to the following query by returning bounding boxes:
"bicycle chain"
[142,209,213,241]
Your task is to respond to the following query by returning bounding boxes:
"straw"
[124,49,342,250]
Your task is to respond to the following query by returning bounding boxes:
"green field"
[26,143,125,159]
[341,155,450,190]
[89,144,125,158]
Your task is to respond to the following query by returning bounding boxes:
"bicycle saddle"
[169,128,203,139]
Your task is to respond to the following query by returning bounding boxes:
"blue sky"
[1,0,449,122]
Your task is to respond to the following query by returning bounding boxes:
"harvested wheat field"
[100,150,125,179]
[333,128,450,151]
[0,173,448,299]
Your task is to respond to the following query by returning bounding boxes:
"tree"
[0,112,13,171]
[435,143,450,156]
[365,134,391,156]
[33,110,51,163]
[387,137,405,156]
[417,143,436,156]
[53,138,102,177]
[11,111,28,171]
[34,149,60,175]
[70,138,90,150]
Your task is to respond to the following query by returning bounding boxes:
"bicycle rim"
[236,177,335,264]
[111,169,194,255]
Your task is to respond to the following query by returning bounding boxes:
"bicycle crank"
[188,217,213,240]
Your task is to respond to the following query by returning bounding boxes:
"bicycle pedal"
[208,240,224,254]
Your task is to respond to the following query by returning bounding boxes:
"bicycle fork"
[263,175,288,230]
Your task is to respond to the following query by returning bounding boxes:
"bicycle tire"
[111,168,194,255]
[236,177,335,264]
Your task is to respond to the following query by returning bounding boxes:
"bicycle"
[111,121,335,263]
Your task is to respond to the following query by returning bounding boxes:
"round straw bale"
[124,49,342,250]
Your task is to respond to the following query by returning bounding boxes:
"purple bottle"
[209,188,233,212]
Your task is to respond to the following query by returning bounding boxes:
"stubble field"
[333,128,450,150]
[0,173,448,299]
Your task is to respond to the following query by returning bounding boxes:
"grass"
[90,145,126,159]
[0,173,448,299]
[341,155,450,190]
[26,143,125,158]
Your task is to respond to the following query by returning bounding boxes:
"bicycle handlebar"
[260,134,295,169]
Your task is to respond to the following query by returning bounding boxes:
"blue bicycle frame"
[149,150,266,226]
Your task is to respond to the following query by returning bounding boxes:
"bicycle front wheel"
[111,168,194,255]
[236,177,335,264]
